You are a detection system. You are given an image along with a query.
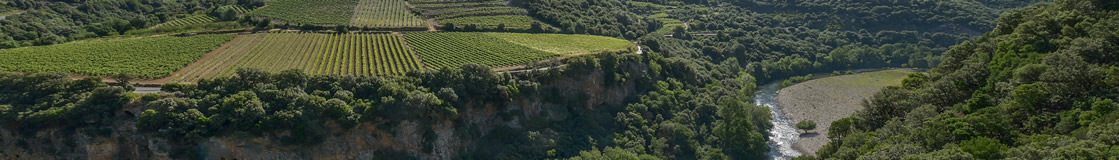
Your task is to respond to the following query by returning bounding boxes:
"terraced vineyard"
[249,0,425,28]
[0,34,235,78]
[649,13,684,34]
[440,15,549,30]
[409,0,547,30]
[151,15,217,29]
[350,0,425,28]
[220,5,252,14]
[404,32,557,69]
[250,0,357,25]
[171,32,421,82]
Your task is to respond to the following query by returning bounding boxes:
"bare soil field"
[776,69,914,156]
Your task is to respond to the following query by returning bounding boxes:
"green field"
[250,0,357,25]
[0,34,235,78]
[487,33,634,56]
[171,32,421,82]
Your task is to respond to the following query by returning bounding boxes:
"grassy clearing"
[485,33,634,56]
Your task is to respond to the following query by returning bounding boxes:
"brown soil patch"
[426,19,439,31]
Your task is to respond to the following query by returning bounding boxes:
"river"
[757,68,913,159]
[757,81,801,159]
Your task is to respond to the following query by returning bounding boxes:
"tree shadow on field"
[799,133,819,138]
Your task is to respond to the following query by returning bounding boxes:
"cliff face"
[0,67,642,160]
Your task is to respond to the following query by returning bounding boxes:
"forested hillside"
[1,0,1100,159]
[812,0,1119,159]
[0,0,261,48]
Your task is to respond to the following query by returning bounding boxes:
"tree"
[444,22,456,31]
[220,8,239,21]
[215,91,266,130]
[335,25,348,33]
[530,21,543,33]
[129,16,148,29]
[1012,83,1048,107]
[323,98,353,119]
[715,99,769,159]
[960,137,1007,159]
[672,26,689,39]
[257,18,271,29]
[797,120,817,133]
[113,73,136,91]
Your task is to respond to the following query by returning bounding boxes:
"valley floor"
[776,69,913,156]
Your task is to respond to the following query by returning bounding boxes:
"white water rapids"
[756,82,802,159]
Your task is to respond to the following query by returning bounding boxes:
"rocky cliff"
[0,66,642,160]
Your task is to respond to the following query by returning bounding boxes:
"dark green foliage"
[796,120,816,132]
[525,0,659,39]
[0,0,237,48]
[817,0,1119,158]
[0,72,123,128]
[714,98,771,159]
[959,137,1007,159]
[0,0,1081,159]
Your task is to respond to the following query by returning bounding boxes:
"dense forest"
[4,0,1114,159]
[811,0,1119,159]
[0,0,259,48]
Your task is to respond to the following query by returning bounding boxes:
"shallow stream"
[757,82,801,159]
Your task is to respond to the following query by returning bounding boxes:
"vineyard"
[250,0,357,25]
[440,15,550,29]
[408,0,546,30]
[411,1,503,8]
[487,33,635,56]
[649,13,684,34]
[151,15,217,29]
[170,32,422,82]
[404,32,557,69]
[350,0,425,28]
[219,5,252,14]
[0,34,235,79]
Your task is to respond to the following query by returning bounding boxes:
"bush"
[960,137,1007,159]
[141,93,161,102]
[161,83,187,92]
[797,120,817,132]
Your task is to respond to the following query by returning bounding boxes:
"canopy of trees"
[0,0,261,48]
[810,0,1119,159]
